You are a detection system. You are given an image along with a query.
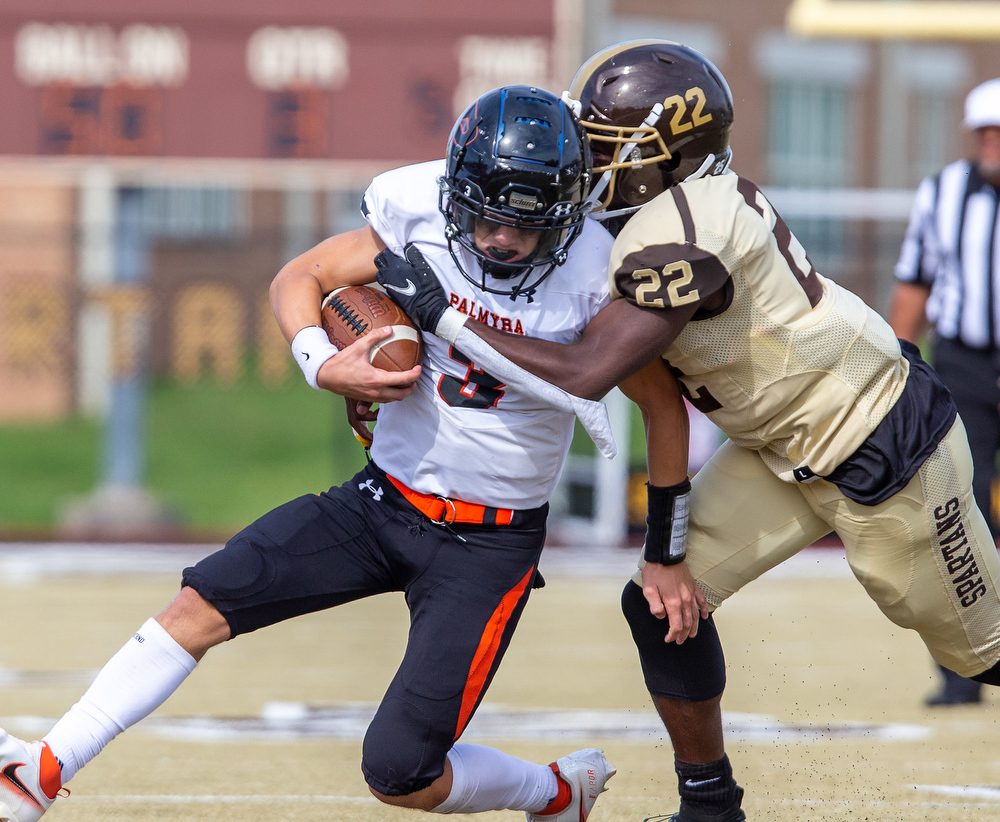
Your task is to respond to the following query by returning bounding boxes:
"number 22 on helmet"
[565,40,735,220]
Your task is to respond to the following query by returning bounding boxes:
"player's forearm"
[621,358,692,569]
[270,266,326,343]
[619,359,690,486]
[460,299,679,401]
[271,227,386,343]
[467,322,594,392]
[642,405,690,487]
[888,282,931,343]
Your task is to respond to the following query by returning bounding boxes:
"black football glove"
[374,243,450,332]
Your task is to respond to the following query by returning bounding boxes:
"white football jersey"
[362,160,613,509]
[610,172,907,482]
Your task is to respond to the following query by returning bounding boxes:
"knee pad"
[182,537,270,600]
[361,696,447,796]
[971,658,1000,686]
[621,579,726,701]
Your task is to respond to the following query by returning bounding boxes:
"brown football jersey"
[610,172,907,481]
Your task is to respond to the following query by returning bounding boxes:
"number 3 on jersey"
[438,347,506,409]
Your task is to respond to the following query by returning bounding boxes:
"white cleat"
[526,748,616,822]
[0,731,60,822]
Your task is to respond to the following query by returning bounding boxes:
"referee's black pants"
[934,337,1000,537]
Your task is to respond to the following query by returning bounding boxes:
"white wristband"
[291,325,339,390]
[436,306,469,344]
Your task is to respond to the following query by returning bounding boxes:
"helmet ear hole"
[618,165,667,207]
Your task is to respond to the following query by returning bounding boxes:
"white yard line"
[64,793,1000,808]
[913,784,1000,801]
[1,705,930,745]
[0,542,853,582]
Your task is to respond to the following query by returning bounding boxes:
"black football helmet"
[566,40,734,218]
[439,85,592,301]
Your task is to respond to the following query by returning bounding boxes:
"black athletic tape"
[644,479,691,565]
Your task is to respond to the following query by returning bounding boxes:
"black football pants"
[181,462,547,795]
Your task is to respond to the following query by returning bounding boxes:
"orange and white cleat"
[526,748,616,822]
[0,730,62,822]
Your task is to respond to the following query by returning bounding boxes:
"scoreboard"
[0,0,581,423]
[0,0,567,162]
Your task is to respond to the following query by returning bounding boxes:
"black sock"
[676,755,742,816]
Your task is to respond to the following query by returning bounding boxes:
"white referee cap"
[964,78,1000,129]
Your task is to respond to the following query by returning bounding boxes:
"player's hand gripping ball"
[321,286,423,372]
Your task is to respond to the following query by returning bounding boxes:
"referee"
[890,77,1000,706]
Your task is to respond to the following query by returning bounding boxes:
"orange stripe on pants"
[454,566,536,739]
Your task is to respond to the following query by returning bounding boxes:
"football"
[321,285,422,372]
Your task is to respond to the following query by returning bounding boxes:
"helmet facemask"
[584,107,673,211]
[440,180,587,301]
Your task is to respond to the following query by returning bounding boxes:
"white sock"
[431,743,558,814]
[43,618,197,783]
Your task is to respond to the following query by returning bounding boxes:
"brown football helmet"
[566,40,734,216]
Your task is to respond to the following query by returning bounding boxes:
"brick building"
[2,0,1000,420]
[0,0,582,419]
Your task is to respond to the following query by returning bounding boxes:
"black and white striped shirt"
[895,159,1000,349]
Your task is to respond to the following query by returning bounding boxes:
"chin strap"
[683,148,733,183]
[590,204,644,222]
[560,90,582,117]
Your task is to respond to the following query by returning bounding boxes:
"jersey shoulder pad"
[610,187,730,310]
[363,160,445,251]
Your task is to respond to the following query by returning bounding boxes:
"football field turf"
[1,543,997,821]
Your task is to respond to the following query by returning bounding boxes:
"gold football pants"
[634,417,1000,678]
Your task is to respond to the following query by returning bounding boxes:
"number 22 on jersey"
[632,262,701,308]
